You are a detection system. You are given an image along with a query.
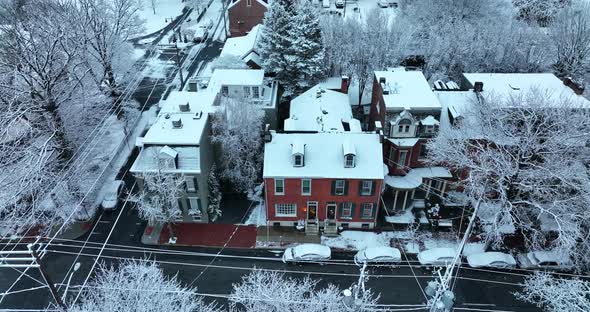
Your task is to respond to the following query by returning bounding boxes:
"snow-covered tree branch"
[515,272,590,312]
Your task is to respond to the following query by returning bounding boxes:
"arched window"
[344,154,355,168]
[397,119,412,133]
[294,154,304,167]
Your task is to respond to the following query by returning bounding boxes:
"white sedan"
[466,252,516,269]
[101,180,125,211]
[354,247,401,265]
[418,248,456,266]
[517,251,574,271]
[282,244,331,264]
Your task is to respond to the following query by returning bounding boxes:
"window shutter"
[370,181,376,196]
[358,181,363,196]
[350,203,356,218]
[338,203,344,218]
[331,180,336,195]
[371,203,377,219]
[177,199,184,211]
[344,180,349,195]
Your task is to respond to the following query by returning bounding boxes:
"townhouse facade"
[227,0,267,37]
[263,132,384,234]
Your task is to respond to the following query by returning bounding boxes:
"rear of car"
[517,251,573,271]
[418,248,456,266]
[354,247,401,265]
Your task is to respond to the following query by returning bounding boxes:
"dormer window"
[344,154,355,168]
[397,119,412,133]
[294,154,304,167]
[292,140,305,167]
[158,146,178,169]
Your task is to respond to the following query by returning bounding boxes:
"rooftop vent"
[193,111,203,120]
[473,81,484,92]
[164,113,171,119]
[316,89,322,98]
[342,121,350,132]
[379,77,386,84]
[179,102,190,112]
[172,117,182,128]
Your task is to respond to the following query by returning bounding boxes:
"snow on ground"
[423,236,458,250]
[463,242,486,257]
[244,202,266,226]
[321,230,410,250]
[141,55,176,79]
[137,0,187,36]
[133,48,146,60]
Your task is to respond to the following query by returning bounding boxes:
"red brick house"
[263,132,384,234]
[369,69,453,215]
[227,0,268,37]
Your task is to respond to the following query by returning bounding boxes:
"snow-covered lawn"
[137,1,187,36]
[321,230,410,250]
[244,202,266,226]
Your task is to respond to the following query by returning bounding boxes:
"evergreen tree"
[207,164,222,222]
[289,1,326,91]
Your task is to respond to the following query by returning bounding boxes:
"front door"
[307,202,318,221]
[326,203,336,220]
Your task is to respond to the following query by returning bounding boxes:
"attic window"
[292,140,305,167]
[397,118,411,133]
[294,154,304,167]
[344,154,355,168]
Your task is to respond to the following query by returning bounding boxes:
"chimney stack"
[473,81,484,93]
[374,121,383,143]
[341,75,349,94]
[263,124,272,143]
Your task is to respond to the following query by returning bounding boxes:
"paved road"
[0,198,542,311]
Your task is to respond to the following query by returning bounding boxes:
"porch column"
[411,189,416,199]
[441,180,447,197]
[402,191,409,210]
[425,179,432,199]
[393,190,399,210]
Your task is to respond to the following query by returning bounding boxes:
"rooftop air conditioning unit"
[179,103,190,112]
[193,111,203,120]
[172,117,182,128]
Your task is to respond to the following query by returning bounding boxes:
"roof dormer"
[389,110,416,138]
[158,145,178,169]
[291,140,305,167]
[343,141,356,168]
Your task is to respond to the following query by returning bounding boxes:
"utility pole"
[174,43,185,90]
[426,199,482,311]
[0,240,67,311]
[222,0,228,38]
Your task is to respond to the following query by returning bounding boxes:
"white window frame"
[344,154,355,168]
[246,0,252,6]
[335,180,345,195]
[275,179,284,195]
[302,179,311,195]
[185,177,196,192]
[341,202,353,219]
[399,150,408,167]
[187,197,200,213]
[361,180,372,196]
[252,86,260,98]
[275,203,296,217]
[361,203,374,219]
[243,86,251,97]
[294,154,303,167]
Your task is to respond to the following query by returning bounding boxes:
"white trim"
[326,203,337,220]
[335,180,345,195]
[275,203,296,217]
[341,202,353,219]
[399,150,408,168]
[274,178,284,195]
[301,178,312,195]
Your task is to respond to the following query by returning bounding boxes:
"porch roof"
[384,167,452,189]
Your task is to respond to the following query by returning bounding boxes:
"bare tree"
[513,0,570,26]
[211,98,264,194]
[70,260,221,312]
[134,151,187,240]
[230,270,380,312]
[516,272,590,312]
[427,90,590,270]
[551,2,590,76]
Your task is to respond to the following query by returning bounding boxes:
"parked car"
[193,25,209,42]
[101,180,125,211]
[201,18,213,29]
[517,251,573,271]
[466,252,517,269]
[377,0,397,7]
[417,248,456,266]
[354,247,401,265]
[322,0,330,8]
[335,0,344,8]
[282,244,331,264]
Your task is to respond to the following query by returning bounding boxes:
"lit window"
[361,203,373,219]
[302,179,311,195]
[335,180,345,195]
[275,179,284,195]
[275,204,296,217]
[341,202,353,218]
[361,181,372,195]
[344,154,355,168]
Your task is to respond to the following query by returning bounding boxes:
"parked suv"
[517,251,573,271]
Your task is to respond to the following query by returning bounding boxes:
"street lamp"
[62,262,81,303]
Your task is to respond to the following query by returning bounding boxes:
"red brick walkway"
[158,223,257,248]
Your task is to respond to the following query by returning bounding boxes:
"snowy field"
[137,0,187,36]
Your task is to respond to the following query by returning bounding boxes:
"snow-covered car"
[354,247,401,265]
[516,251,574,271]
[201,18,213,29]
[322,0,330,8]
[417,248,456,266]
[193,26,209,42]
[101,180,125,212]
[466,252,517,269]
[378,0,396,7]
[335,0,344,8]
[282,244,331,264]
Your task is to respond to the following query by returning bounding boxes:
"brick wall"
[228,0,267,37]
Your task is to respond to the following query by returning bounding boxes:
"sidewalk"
[141,222,257,248]
[255,226,321,249]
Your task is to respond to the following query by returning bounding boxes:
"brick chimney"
[341,75,349,94]
[563,77,585,95]
[473,81,483,93]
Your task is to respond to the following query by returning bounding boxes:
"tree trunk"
[44,100,73,163]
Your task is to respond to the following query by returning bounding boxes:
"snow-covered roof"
[130,146,200,174]
[374,70,441,110]
[228,0,268,10]
[319,77,342,90]
[220,24,263,60]
[342,140,356,156]
[142,113,208,146]
[158,90,217,116]
[463,73,590,107]
[284,85,361,133]
[387,138,420,148]
[417,248,456,264]
[384,167,452,189]
[208,69,264,87]
[421,115,439,126]
[263,132,383,179]
[435,91,478,130]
